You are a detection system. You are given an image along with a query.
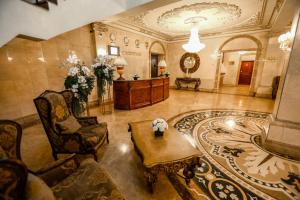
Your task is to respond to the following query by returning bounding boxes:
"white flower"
[82,66,91,75]
[151,118,168,132]
[72,84,78,89]
[81,83,88,88]
[66,51,80,64]
[68,67,79,76]
[78,76,86,84]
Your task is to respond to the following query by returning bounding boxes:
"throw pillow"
[55,116,81,134]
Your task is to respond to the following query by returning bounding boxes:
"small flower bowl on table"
[151,118,168,137]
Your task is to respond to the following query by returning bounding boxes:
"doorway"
[218,50,256,96]
[151,54,159,78]
[238,61,254,85]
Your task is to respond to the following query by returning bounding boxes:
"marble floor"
[22,90,275,200]
[218,85,250,96]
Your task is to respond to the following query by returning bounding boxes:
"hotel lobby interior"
[0,0,300,199]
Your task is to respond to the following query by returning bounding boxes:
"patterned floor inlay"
[169,110,300,200]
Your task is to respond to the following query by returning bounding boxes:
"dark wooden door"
[238,61,254,85]
[151,54,158,78]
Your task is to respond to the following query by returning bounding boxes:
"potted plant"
[133,74,140,80]
[63,51,95,116]
[151,118,168,137]
[92,55,114,98]
[164,72,170,77]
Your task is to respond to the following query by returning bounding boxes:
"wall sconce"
[278,31,293,52]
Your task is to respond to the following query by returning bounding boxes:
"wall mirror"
[180,53,200,74]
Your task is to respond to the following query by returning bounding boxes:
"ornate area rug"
[168,110,300,200]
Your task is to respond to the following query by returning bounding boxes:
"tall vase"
[73,99,86,117]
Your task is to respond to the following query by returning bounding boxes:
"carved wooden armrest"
[33,154,79,187]
[76,116,98,127]
[0,159,28,199]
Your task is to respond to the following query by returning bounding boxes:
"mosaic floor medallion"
[169,110,300,200]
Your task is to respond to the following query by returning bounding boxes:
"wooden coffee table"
[128,120,202,193]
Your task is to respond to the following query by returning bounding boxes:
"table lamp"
[158,59,167,76]
[114,56,128,80]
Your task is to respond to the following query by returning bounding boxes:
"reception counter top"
[113,77,169,110]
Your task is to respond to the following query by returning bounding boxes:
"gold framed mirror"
[180,53,200,74]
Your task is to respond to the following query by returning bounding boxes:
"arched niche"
[214,34,262,96]
[149,41,166,78]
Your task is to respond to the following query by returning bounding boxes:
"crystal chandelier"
[182,27,206,53]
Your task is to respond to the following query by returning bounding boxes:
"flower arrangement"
[151,118,168,137]
[63,51,95,114]
[133,74,140,80]
[92,55,114,98]
[164,72,170,77]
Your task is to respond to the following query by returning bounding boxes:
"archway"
[214,34,262,96]
[149,41,166,78]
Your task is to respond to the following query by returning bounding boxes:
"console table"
[175,78,201,91]
[128,120,201,193]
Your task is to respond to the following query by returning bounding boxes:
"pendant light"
[182,27,206,53]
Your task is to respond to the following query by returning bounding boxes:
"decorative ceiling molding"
[104,0,286,42]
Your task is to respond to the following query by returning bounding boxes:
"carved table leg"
[182,157,199,185]
[183,165,195,185]
[144,169,158,193]
[175,79,181,89]
[194,80,200,91]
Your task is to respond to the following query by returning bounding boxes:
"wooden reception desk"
[113,77,169,110]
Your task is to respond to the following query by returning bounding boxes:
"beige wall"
[0,25,96,120]
[93,25,167,80]
[223,52,241,86]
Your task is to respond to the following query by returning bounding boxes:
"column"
[264,11,300,159]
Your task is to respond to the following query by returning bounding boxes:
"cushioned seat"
[51,159,124,200]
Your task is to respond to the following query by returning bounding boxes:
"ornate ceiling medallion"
[156,2,242,33]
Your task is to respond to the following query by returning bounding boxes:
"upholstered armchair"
[0,120,22,160]
[34,90,109,161]
[0,120,124,200]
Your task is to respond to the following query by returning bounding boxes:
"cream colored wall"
[167,32,269,91]
[0,25,96,120]
[223,52,240,86]
[255,36,286,97]
[94,25,167,80]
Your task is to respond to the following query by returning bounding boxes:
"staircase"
[22,0,58,10]
[0,0,153,47]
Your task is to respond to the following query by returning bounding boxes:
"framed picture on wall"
[108,45,120,56]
